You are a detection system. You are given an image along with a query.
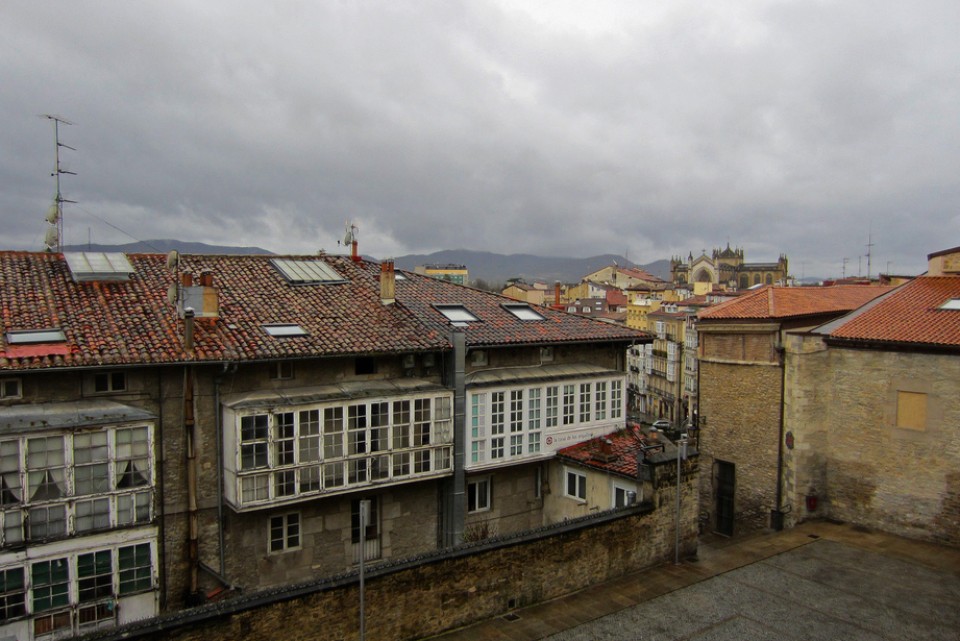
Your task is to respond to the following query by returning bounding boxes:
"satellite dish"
[46,203,59,224]
[44,226,58,248]
[343,230,353,245]
[167,283,178,305]
[166,250,180,271]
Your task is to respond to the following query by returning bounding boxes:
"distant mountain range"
[62,240,671,285]
[393,250,671,285]
[62,239,272,255]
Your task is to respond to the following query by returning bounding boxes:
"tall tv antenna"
[41,114,76,252]
[865,231,874,280]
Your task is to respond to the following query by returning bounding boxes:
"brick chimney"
[554,281,561,306]
[380,260,396,305]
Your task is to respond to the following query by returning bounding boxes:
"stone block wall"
[83,477,698,641]
[698,359,782,534]
[784,340,960,546]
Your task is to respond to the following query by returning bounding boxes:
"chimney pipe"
[184,308,195,351]
[182,272,194,287]
[200,270,214,287]
[554,281,561,307]
[380,260,396,305]
[351,239,360,263]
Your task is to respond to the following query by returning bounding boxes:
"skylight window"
[271,259,346,285]
[262,324,308,338]
[64,252,135,282]
[940,298,960,310]
[503,303,546,321]
[434,305,480,323]
[6,329,67,344]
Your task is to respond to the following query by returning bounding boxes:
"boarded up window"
[896,391,927,430]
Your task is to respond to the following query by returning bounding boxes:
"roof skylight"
[64,252,135,282]
[502,303,546,321]
[7,329,67,344]
[434,305,480,323]
[940,298,960,310]
[271,259,346,285]
[262,324,308,337]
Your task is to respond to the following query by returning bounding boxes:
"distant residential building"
[414,263,469,285]
[501,282,546,306]
[581,264,666,290]
[671,244,788,290]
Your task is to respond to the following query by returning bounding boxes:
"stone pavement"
[421,521,960,641]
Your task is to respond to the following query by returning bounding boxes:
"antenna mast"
[865,232,874,280]
[41,114,76,252]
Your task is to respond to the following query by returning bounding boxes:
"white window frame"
[232,393,454,508]
[612,480,637,508]
[565,468,586,502]
[268,512,301,553]
[467,476,491,513]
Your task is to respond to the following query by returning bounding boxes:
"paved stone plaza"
[426,521,960,641]
[544,539,960,641]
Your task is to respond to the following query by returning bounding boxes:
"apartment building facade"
[0,250,649,639]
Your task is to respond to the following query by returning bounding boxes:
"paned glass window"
[413,399,431,446]
[118,543,152,595]
[562,385,576,425]
[595,382,607,420]
[565,470,586,500]
[0,567,26,621]
[240,415,269,470]
[546,386,559,428]
[77,551,113,603]
[579,383,592,422]
[74,432,109,495]
[269,513,301,552]
[116,427,150,488]
[347,405,367,455]
[392,401,410,449]
[467,477,491,512]
[75,498,110,533]
[298,410,320,463]
[26,436,66,502]
[323,408,344,458]
[274,412,295,466]
[31,559,69,612]
[611,380,623,419]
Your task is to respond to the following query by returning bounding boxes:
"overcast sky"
[2,1,957,278]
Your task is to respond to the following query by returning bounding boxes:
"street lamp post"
[674,435,688,565]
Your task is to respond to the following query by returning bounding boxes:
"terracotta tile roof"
[556,425,675,479]
[697,285,891,321]
[823,276,960,348]
[397,271,649,347]
[618,267,665,283]
[0,252,650,371]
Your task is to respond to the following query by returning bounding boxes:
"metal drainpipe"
[773,345,786,531]
[156,368,167,611]
[451,330,466,545]
[184,366,200,597]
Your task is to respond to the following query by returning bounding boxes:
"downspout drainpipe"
[773,345,786,531]
[184,365,200,598]
[451,330,467,545]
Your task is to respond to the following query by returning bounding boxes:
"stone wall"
[81,478,698,641]
[698,357,782,534]
[784,338,960,545]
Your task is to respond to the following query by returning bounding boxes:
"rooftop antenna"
[340,220,360,262]
[865,231,874,279]
[40,114,76,252]
[841,257,848,279]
